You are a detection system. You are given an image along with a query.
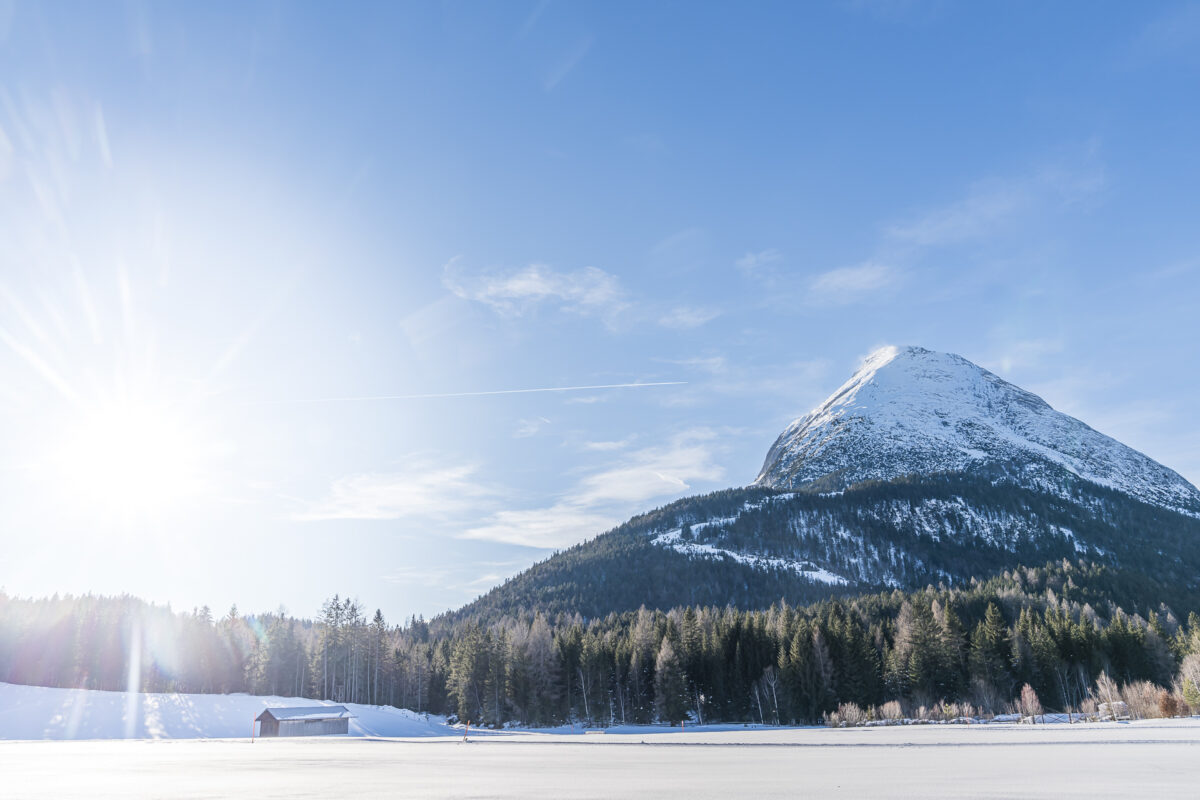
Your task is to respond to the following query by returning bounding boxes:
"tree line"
[2,561,1199,726]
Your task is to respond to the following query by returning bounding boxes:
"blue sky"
[1,1,1199,620]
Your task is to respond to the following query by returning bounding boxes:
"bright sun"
[54,401,203,518]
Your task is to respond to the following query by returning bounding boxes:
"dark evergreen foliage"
[451,474,1200,622]
[3,561,1199,727]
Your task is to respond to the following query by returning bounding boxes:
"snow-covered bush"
[1120,681,1162,720]
[824,702,869,727]
[878,700,904,722]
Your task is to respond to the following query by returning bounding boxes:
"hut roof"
[256,705,354,722]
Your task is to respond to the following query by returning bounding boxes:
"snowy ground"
[2,683,1199,797]
[0,681,451,739]
[3,723,1199,799]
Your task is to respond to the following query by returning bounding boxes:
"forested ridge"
[4,561,1200,726]
[452,475,1200,622]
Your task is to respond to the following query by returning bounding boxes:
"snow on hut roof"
[255,706,354,721]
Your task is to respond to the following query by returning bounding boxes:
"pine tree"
[968,602,1011,699]
[654,637,688,724]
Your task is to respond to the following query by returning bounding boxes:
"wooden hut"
[255,706,354,737]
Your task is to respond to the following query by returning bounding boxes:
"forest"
[451,476,1200,622]
[2,560,1199,727]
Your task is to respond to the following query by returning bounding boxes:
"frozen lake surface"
[4,720,1200,799]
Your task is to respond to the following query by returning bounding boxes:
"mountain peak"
[756,346,1200,515]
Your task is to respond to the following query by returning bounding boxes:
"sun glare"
[54,401,204,518]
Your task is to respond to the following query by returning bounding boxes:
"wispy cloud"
[444,260,627,321]
[658,306,720,329]
[544,37,593,91]
[462,429,725,548]
[735,248,782,276]
[296,460,495,521]
[514,416,550,438]
[297,430,722,549]
[658,354,831,412]
[885,163,1106,248]
[579,437,632,452]
[571,431,724,506]
[808,261,898,304]
[981,337,1065,375]
[792,154,1107,309]
[518,0,551,38]
[383,559,530,593]
[461,506,618,551]
[649,227,709,274]
[886,187,1024,247]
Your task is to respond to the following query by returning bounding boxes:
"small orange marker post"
[251,715,255,744]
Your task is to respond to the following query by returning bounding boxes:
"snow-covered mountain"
[458,346,1200,620]
[756,346,1200,516]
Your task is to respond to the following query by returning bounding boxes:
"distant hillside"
[452,476,1200,622]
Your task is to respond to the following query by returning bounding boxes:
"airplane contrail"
[248,381,687,404]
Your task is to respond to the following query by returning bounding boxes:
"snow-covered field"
[2,683,1199,798]
[4,722,1200,799]
[0,681,451,739]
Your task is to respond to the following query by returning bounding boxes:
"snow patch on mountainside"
[756,346,1200,516]
[652,528,848,585]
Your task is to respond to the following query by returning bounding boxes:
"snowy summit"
[756,346,1200,515]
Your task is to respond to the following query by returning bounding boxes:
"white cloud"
[300,432,726,549]
[462,429,725,548]
[444,260,626,320]
[461,506,619,550]
[580,438,632,452]
[572,431,724,507]
[735,248,782,275]
[808,262,897,304]
[658,306,720,329]
[296,461,494,521]
[514,416,550,438]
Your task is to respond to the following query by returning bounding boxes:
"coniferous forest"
[4,561,1200,727]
